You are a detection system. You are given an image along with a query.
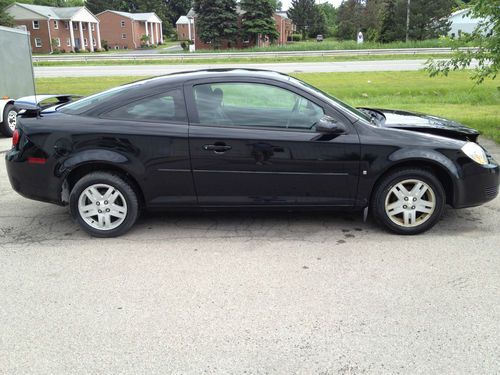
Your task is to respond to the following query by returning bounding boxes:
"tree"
[164,0,192,26]
[308,5,327,37]
[407,0,454,40]
[240,0,279,46]
[378,0,399,42]
[0,0,13,27]
[193,0,238,49]
[336,0,364,40]
[86,0,116,14]
[427,0,499,83]
[318,2,337,36]
[287,0,316,39]
[270,0,282,11]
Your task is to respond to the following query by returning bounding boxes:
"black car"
[5,69,499,237]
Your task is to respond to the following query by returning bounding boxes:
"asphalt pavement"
[33,59,437,78]
[0,135,499,374]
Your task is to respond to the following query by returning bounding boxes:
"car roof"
[132,69,293,88]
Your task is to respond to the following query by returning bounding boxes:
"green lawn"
[33,53,452,67]
[35,71,499,142]
[164,38,472,54]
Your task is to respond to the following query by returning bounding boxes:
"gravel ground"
[0,137,498,374]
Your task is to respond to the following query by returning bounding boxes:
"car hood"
[361,108,480,142]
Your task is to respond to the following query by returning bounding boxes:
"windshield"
[289,76,372,123]
[59,80,147,115]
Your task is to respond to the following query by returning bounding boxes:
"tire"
[69,172,139,238]
[371,168,445,235]
[1,103,18,137]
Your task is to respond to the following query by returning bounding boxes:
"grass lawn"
[164,38,472,54]
[35,71,499,142]
[33,54,452,67]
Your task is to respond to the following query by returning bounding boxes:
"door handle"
[203,144,232,153]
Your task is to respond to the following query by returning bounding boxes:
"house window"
[55,37,61,47]
[53,20,58,29]
[84,38,88,46]
[93,39,96,46]
[66,38,71,46]
[32,20,39,29]
[64,21,69,29]
[121,33,126,39]
[91,24,95,31]
[120,20,125,27]
[34,38,42,47]
[73,23,78,30]
[82,23,86,30]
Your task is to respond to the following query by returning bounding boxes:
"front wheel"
[69,172,139,237]
[371,169,445,235]
[1,103,18,137]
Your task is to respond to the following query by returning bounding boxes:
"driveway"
[0,137,498,374]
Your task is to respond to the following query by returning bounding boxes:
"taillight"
[12,129,19,148]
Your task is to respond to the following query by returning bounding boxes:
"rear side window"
[60,81,148,115]
[102,88,187,123]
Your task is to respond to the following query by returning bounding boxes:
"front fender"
[388,148,460,179]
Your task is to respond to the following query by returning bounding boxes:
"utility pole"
[406,0,411,42]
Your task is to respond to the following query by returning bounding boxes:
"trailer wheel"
[1,103,18,137]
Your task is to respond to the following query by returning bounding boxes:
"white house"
[448,8,486,38]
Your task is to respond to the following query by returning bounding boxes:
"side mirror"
[315,116,346,134]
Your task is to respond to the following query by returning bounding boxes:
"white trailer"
[0,25,36,137]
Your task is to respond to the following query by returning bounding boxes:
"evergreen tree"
[240,0,279,46]
[86,0,114,14]
[336,0,364,40]
[378,0,398,42]
[407,0,454,40]
[287,0,315,38]
[193,0,238,49]
[308,5,327,37]
[164,0,192,26]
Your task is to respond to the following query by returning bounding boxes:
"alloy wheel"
[78,184,128,231]
[384,179,436,228]
[7,110,17,132]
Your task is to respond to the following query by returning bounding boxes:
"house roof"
[6,2,98,22]
[101,10,162,23]
[176,15,190,25]
[186,6,245,18]
[449,8,470,19]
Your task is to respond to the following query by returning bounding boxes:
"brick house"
[97,10,163,50]
[176,8,294,50]
[5,2,101,53]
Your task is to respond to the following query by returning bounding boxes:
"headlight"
[461,142,488,165]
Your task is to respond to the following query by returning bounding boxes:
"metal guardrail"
[32,47,476,63]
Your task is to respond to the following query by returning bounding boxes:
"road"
[33,59,437,77]
[0,137,498,374]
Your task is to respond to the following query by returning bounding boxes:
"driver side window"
[193,82,324,130]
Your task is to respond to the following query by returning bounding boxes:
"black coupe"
[5,70,499,237]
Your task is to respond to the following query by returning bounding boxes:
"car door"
[185,78,361,207]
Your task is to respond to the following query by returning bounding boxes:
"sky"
[281,0,343,11]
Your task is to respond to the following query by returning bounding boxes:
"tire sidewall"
[1,103,17,137]
[69,173,139,238]
[372,169,445,235]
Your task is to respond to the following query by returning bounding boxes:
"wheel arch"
[369,159,456,206]
[61,162,146,208]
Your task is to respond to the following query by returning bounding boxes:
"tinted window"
[103,88,187,123]
[193,83,324,130]
[59,81,149,115]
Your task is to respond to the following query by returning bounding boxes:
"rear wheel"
[1,103,18,137]
[371,169,445,235]
[69,172,139,237]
